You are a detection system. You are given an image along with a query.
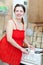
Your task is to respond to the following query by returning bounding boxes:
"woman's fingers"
[29,45,35,50]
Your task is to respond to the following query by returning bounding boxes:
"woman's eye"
[16,10,19,12]
[20,10,23,12]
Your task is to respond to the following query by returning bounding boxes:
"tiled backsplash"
[27,24,43,49]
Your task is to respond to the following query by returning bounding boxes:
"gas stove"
[21,48,43,65]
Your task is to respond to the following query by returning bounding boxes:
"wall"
[0,0,12,35]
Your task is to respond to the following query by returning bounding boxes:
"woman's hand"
[28,45,35,50]
[21,48,29,54]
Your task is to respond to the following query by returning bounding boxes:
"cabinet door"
[29,0,43,23]
[39,0,43,22]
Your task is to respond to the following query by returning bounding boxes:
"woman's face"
[14,6,25,20]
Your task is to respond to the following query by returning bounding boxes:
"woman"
[0,4,34,65]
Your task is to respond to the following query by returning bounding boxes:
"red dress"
[0,22,25,65]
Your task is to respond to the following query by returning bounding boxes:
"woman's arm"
[23,23,34,49]
[23,32,34,49]
[23,32,31,48]
[6,20,28,54]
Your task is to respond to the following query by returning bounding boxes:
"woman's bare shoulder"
[7,19,16,29]
[8,19,14,24]
[6,19,14,30]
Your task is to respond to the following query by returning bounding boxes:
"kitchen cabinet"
[29,0,43,23]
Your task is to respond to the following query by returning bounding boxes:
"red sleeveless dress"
[0,22,25,65]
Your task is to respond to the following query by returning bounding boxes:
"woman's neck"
[15,18,21,23]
